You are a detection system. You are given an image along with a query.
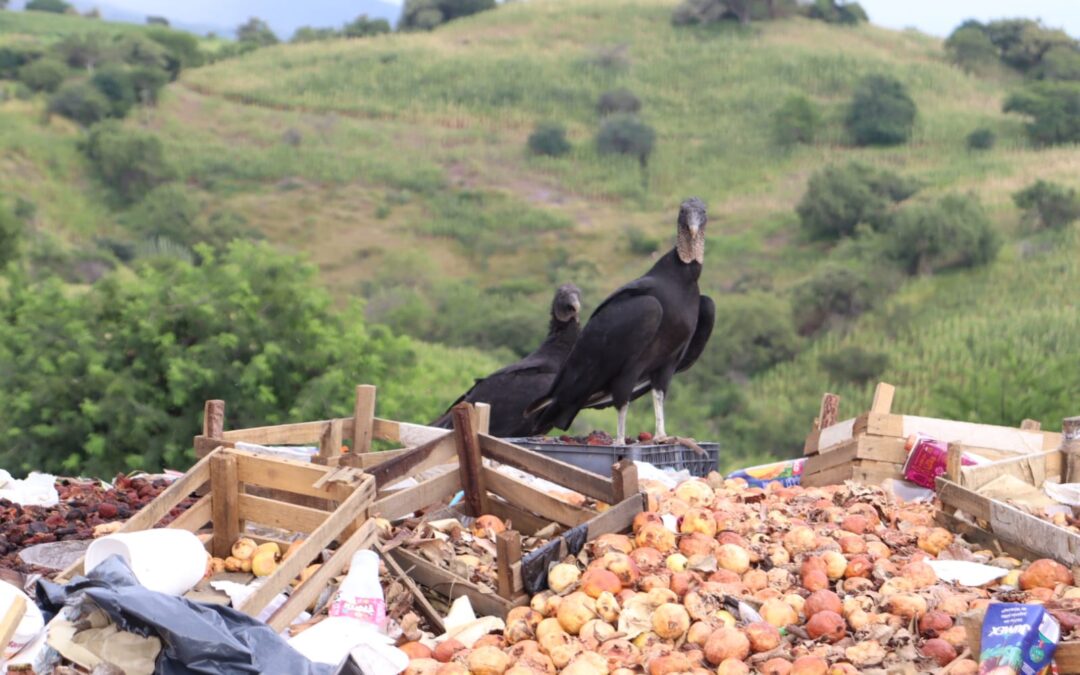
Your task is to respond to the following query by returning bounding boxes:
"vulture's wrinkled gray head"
[676,197,707,264]
[552,283,582,323]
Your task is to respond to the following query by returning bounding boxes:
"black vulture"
[430,284,583,437]
[526,198,715,442]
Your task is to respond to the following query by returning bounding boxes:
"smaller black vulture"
[430,284,582,437]
[526,198,714,442]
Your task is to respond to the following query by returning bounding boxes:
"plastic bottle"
[328,549,386,626]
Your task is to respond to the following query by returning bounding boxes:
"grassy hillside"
[2,0,1078,471]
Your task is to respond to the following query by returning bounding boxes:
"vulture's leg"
[653,389,666,438]
[616,404,628,445]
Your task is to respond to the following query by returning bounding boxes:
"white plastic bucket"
[0,582,44,660]
[85,529,207,596]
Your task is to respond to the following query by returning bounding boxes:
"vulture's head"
[676,197,707,265]
[551,283,582,324]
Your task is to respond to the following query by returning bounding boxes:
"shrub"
[0,46,41,79]
[81,121,175,205]
[966,127,996,150]
[0,202,22,270]
[292,27,340,43]
[596,114,656,168]
[145,28,204,77]
[17,58,67,93]
[129,65,169,104]
[343,15,391,38]
[597,88,642,116]
[400,0,496,31]
[805,0,868,25]
[711,293,800,374]
[885,194,1000,275]
[984,19,1073,74]
[791,264,882,335]
[671,0,789,26]
[25,0,70,12]
[56,33,111,70]
[91,65,136,117]
[120,184,199,242]
[944,24,999,72]
[796,162,918,240]
[114,34,168,70]
[772,95,820,146]
[527,122,571,157]
[1038,45,1080,82]
[146,15,169,26]
[845,75,917,146]
[819,346,889,384]
[626,227,662,256]
[237,17,279,46]
[1013,180,1080,230]
[48,82,110,126]
[1004,82,1080,145]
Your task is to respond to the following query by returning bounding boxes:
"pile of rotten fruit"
[397,475,1080,675]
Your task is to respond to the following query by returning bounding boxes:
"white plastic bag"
[0,470,58,507]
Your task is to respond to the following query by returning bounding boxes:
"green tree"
[237,17,279,46]
[292,27,340,43]
[527,122,571,157]
[596,114,656,169]
[120,184,199,242]
[343,15,391,38]
[1013,180,1080,230]
[145,28,204,78]
[1004,81,1080,145]
[772,94,820,146]
[400,0,496,31]
[81,121,175,204]
[984,19,1073,73]
[129,65,169,104]
[711,293,800,375]
[0,202,22,270]
[885,194,1000,275]
[805,0,867,25]
[796,162,918,240]
[945,23,1000,72]
[16,58,67,93]
[48,81,110,126]
[845,74,917,146]
[1038,45,1080,81]
[91,64,136,117]
[146,15,169,26]
[56,33,112,70]
[25,0,70,12]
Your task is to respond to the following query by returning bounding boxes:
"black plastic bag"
[36,555,333,675]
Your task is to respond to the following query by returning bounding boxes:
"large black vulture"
[526,198,715,442]
[430,284,583,437]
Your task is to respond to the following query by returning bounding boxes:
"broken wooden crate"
[801,382,1062,488]
[375,403,645,619]
[55,446,378,633]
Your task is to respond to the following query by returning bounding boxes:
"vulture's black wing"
[430,361,551,429]
[676,294,715,374]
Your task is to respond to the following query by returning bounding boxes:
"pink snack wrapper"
[903,434,975,489]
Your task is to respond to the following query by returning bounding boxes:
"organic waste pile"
[0,474,195,575]
[522,431,662,446]
[396,474,1080,675]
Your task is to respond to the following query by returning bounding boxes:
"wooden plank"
[377,543,445,634]
[818,393,840,430]
[238,494,328,533]
[801,463,853,488]
[167,493,212,532]
[479,435,616,504]
[368,433,457,488]
[211,453,241,559]
[816,418,856,454]
[959,449,1061,491]
[803,440,858,475]
[871,383,895,414]
[1020,419,1042,431]
[221,419,333,445]
[946,444,964,483]
[934,478,993,523]
[802,428,821,457]
[203,400,225,438]
[353,385,377,453]
[388,548,520,619]
[483,468,592,527]
[585,493,644,540]
[0,592,27,654]
[496,531,522,600]
[267,518,378,633]
[372,470,461,521]
[316,418,343,465]
[934,511,1040,561]
[344,448,412,469]
[851,461,904,485]
[231,448,356,502]
[373,418,450,447]
[989,496,1080,565]
[238,475,374,617]
[854,412,905,438]
[900,415,1052,454]
[475,403,491,435]
[453,404,488,517]
[486,497,556,537]
[611,459,639,504]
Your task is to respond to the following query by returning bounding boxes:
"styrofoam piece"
[85,530,206,596]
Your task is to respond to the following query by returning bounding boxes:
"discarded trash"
[978,603,1059,674]
[882,478,936,503]
[85,529,207,596]
[0,580,44,660]
[902,434,977,489]
[727,458,804,488]
[1044,481,1080,507]
[925,559,1008,586]
[0,470,59,507]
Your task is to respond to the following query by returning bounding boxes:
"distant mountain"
[9,0,401,38]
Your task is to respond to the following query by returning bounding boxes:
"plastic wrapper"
[36,555,333,675]
[978,603,1059,674]
[902,433,975,489]
[727,458,804,488]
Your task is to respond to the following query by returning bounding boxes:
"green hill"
[1,0,1078,472]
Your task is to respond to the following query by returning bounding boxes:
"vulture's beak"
[571,296,581,313]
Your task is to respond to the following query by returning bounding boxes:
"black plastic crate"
[505,438,719,478]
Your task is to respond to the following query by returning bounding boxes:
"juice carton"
[902,433,976,489]
[979,602,1059,675]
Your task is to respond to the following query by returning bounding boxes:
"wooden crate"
[56,446,378,633]
[801,382,1062,487]
[377,403,644,618]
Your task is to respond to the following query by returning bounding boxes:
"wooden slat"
[221,419,333,444]
[854,412,905,438]
[479,435,616,503]
[231,448,356,502]
[238,494,329,533]
[475,403,491,435]
[486,497,556,537]
[988,494,1080,564]
[316,419,343,464]
[816,418,856,454]
[482,468,592,527]
[368,433,457,488]
[387,548,521,619]
[851,461,904,485]
[372,470,461,521]
[211,453,241,559]
[347,448,412,468]
[612,459,639,504]
[57,450,216,581]
[871,383,895,414]
[267,518,378,633]
[958,448,1061,491]
[934,511,1040,561]
[0,592,26,653]
[934,478,993,522]
[203,400,225,438]
[818,393,840,430]
[238,475,375,617]
[167,494,212,532]
[453,404,488,517]
[377,543,445,634]
[353,385,377,453]
[496,531,522,600]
